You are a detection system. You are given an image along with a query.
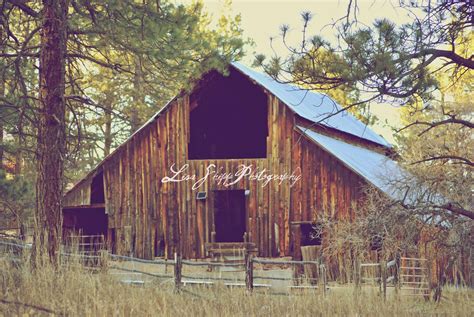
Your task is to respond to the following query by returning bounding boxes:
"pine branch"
[411,156,474,167]
[5,0,39,18]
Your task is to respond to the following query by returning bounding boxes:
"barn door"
[213,190,246,242]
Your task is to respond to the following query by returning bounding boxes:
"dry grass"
[0,258,473,317]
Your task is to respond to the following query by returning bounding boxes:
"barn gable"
[65,62,391,200]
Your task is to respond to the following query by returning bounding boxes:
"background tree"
[256,1,472,107]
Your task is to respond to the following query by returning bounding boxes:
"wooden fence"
[0,239,327,294]
[1,239,435,298]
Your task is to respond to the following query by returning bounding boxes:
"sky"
[173,0,422,144]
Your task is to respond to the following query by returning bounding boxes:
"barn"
[62,62,406,260]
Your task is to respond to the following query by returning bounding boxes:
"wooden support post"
[174,252,182,292]
[211,231,216,243]
[378,261,382,293]
[381,260,387,300]
[245,249,253,292]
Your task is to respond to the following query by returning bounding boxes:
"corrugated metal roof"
[297,126,407,201]
[232,62,391,148]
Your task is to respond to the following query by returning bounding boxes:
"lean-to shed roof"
[296,126,407,201]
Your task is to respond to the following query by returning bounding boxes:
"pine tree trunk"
[34,0,68,265]
[104,99,112,156]
[0,23,4,169]
[14,114,23,175]
[0,79,4,168]
[130,56,144,133]
[0,120,3,169]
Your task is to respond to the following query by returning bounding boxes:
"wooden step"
[208,248,251,254]
[400,257,427,261]
[400,267,426,270]
[400,287,430,291]
[289,285,320,290]
[205,242,256,249]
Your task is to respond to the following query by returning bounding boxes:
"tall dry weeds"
[0,254,472,316]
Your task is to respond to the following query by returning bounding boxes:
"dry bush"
[315,183,473,291]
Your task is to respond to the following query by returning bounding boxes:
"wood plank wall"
[64,177,93,206]
[94,94,296,259]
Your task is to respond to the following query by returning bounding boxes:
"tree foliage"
[255,1,472,111]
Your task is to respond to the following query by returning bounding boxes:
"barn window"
[300,222,323,246]
[188,69,268,160]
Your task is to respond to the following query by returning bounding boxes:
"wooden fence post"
[99,250,108,273]
[245,249,253,292]
[394,253,400,294]
[319,264,327,296]
[174,252,182,292]
[354,257,360,290]
[381,260,387,300]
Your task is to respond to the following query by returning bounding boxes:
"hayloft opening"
[188,68,268,160]
[213,190,246,242]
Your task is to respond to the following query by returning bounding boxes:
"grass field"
[0,258,473,316]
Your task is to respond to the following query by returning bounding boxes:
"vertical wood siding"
[66,93,370,259]
[290,131,366,259]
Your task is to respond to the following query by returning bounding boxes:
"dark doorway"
[188,68,268,159]
[63,207,107,237]
[213,190,246,242]
[90,171,105,204]
[62,207,108,252]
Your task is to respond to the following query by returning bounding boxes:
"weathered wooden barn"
[63,62,406,260]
